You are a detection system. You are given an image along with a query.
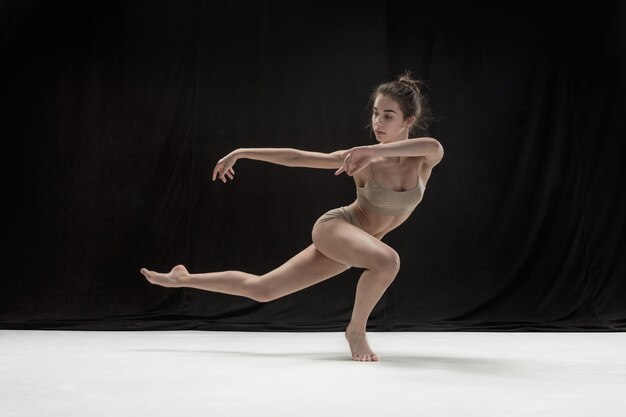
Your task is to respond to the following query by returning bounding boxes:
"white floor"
[1,330,625,417]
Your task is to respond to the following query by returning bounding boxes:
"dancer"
[141,71,444,361]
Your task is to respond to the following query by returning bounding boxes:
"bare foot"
[345,329,380,362]
[140,264,189,288]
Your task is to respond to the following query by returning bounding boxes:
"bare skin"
[141,93,442,362]
[140,261,390,363]
[140,265,188,288]
[344,329,378,362]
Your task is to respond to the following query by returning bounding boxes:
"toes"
[353,354,377,361]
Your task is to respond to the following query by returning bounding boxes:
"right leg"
[140,243,351,302]
[312,219,401,362]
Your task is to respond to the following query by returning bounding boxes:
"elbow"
[420,137,442,157]
[288,149,303,167]
[435,140,443,157]
[411,137,442,157]
[428,138,443,156]
[424,142,443,167]
[422,138,443,165]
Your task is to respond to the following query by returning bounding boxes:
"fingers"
[213,164,233,180]
[215,167,235,183]
[335,164,358,176]
[335,153,353,176]
[345,155,353,175]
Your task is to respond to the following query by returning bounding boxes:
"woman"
[140,71,444,362]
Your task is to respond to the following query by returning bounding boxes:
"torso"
[347,156,433,239]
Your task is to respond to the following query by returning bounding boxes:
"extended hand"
[212,151,238,183]
[335,146,376,176]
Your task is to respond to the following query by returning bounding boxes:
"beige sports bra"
[356,163,425,216]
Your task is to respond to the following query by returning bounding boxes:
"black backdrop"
[1,0,624,331]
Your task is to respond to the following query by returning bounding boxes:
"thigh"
[311,218,400,271]
[256,243,350,301]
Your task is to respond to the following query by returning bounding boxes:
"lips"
[375,130,385,134]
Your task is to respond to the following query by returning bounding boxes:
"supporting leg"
[344,266,397,362]
[346,268,395,333]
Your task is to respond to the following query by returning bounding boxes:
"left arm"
[335,137,443,176]
[371,137,442,159]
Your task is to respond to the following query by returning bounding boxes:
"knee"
[247,279,273,303]
[371,249,401,275]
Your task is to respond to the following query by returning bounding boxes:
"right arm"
[233,148,346,169]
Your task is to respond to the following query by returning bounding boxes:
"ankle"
[175,272,191,287]
[346,323,366,334]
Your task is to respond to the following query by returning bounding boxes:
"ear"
[405,116,416,128]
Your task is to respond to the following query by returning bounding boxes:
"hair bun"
[398,77,420,95]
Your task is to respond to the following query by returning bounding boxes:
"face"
[372,94,415,143]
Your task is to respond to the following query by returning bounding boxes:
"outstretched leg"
[140,243,350,302]
[141,265,261,300]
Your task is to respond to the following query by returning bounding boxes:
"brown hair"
[367,70,435,137]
